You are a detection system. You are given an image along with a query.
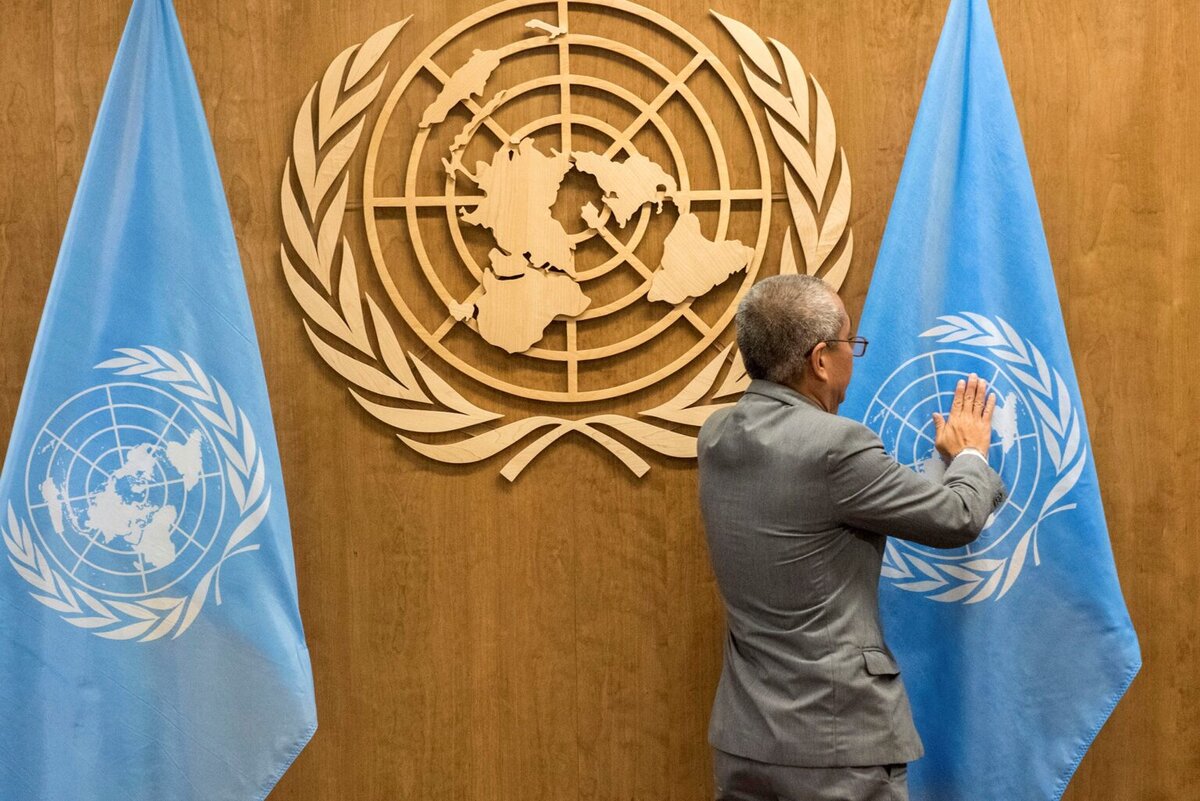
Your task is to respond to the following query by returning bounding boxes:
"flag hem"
[253,720,318,801]
[1050,658,1141,801]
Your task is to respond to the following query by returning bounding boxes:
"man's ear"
[809,343,829,382]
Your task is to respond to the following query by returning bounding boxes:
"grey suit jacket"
[698,380,1006,767]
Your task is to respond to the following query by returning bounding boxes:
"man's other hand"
[932,373,996,462]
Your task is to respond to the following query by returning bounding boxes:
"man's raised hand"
[932,373,997,462]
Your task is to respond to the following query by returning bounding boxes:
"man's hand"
[932,373,996,462]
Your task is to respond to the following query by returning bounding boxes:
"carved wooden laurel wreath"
[280,0,852,480]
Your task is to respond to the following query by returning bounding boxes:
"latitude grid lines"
[106,386,123,469]
[42,430,112,481]
[363,3,775,401]
[875,399,938,448]
[926,352,1007,400]
[883,352,1019,445]
[891,356,1036,533]
[151,404,185,450]
[32,471,223,512]
[37,404,214,583]
[899,427,1038,475]
[372,30,742,209]
[394,46,728,382]
[379,50,731,217]
[64,461,215,584]
[884,401,1036,455]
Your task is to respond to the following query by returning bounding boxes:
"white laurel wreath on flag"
[881,313,1087,603]
[280,15,852,479]
[1,347,270,641]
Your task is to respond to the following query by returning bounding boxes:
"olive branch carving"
[2,347,270,641]
[881,314,1087,603]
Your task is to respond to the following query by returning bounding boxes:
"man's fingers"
[982,391,997,421]
[974,378,988,410]
[933,412,945,436]
[963,374,979,408]
[951,379,966,412]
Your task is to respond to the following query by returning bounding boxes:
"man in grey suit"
[699,275,1006,801]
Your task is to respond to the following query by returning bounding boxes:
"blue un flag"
[0,1,316,798]
[840,0,1141,798]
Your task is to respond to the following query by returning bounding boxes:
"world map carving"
[452,128,753,353]
[423,30,756,356]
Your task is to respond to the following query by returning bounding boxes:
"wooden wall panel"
[0,0,55,440]
[0,1,1196,799]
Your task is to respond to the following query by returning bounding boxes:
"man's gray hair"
[735,275,844,384]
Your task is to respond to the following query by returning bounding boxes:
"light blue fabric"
[839,0,1140,798]
[0,1,316,799]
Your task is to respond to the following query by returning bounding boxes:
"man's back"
[699,380,1005,767]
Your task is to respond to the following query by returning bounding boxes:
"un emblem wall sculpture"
[280,0,853,479]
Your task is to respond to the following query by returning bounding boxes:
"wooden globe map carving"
[363,0,772,403]
[281,1,854,478]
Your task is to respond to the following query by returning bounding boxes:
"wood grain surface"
[0,1,1195,799]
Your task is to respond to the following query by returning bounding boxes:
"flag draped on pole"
[0,1,316,799]
[839,0,1140,798]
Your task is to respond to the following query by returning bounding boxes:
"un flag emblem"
[866,351,1038,558]
[862,313,1087,604]
[3,347,273,642]
[25,383,225,598]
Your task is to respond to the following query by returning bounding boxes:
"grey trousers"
[713,749,909,801]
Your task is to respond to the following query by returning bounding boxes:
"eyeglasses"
[806,337,869,357]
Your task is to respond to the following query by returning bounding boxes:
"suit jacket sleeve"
[826,421,1007,548]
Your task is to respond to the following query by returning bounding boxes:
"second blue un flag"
[840,0,1141,798]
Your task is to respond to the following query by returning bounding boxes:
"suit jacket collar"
[744,379,824,410]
